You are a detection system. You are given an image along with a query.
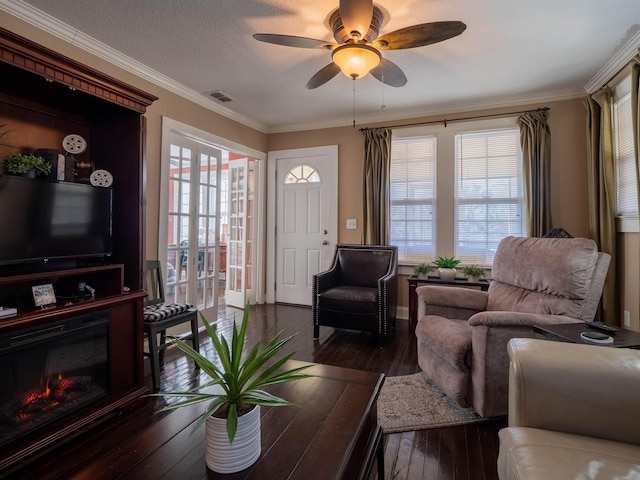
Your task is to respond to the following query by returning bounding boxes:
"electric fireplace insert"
[0,310,110,446]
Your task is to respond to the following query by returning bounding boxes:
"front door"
[267,146,338,306]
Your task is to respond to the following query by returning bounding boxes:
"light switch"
[346,218,357,230]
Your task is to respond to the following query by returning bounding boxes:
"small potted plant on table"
[413,262,432,279]
[151,305,312,474]
[433,256,461,281]
[462,264,487,283]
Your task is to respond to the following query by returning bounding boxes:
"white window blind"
[613,91,637,217]
[389,136,436,263]
[455,128,523,265]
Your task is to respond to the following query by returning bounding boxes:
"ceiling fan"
[253,0,466,89]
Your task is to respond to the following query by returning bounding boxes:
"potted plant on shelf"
[413,262,432,279]
[462,264,487,283]
[3,153,51,178]
[433,256,461,281]
[151,305,312,474]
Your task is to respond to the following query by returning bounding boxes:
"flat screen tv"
[0,176,113,266]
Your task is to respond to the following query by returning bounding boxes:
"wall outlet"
[346,218,357,230]
[624,310,631,327]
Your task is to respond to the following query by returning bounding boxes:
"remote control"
[585,321,618,332]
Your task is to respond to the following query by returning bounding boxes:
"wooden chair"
[143,260,199,391]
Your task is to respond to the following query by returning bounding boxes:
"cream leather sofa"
[498,338,640,479]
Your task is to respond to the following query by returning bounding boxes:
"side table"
[408,275,490,332]
[534,322,640,349]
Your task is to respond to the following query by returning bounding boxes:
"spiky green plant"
[151,306,312,443]
[433,256,461,268]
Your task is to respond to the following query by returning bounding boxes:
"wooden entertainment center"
[0,27,157,474]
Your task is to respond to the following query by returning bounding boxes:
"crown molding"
[584,29,640,93]
[269,87,586,133]
[0,0,270,133]
[2,0,636,135]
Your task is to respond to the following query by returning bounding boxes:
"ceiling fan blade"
[306,63,341,89]
[370,58,407,87]
[253,34,336,49]
[339,0,373,39]
[374,21,467,50]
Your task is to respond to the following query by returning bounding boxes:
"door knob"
[322,240,329,245]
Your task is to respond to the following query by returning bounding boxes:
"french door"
[225,158,255,308]
[164,131,221,321]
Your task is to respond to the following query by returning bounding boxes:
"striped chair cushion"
[144,302,193,322]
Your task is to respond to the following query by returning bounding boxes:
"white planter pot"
[205,405,261,474]
[437,267,457,281]
[467,275,480,283]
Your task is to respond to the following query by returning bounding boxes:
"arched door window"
[284,164,321,184]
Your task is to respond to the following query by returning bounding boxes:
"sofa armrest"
[416,285,487,312]
[507,338,640,445]
[379,271,398,303]
[314,267,341,293]
[468,311,581,328]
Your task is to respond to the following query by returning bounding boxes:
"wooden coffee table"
[534,322,640,349]
[217,361,386,480]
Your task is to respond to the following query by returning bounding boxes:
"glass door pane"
[195,148,220,318]
[225,158,247,308]
[165,133,221,321]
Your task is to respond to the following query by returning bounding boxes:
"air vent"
[205,90,235,103]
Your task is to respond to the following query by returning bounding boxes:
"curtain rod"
[359,106,550,132]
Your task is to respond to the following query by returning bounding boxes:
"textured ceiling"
[9,0,640,132]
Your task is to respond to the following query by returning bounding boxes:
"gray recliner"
[415,236,611,417]
[313,244,398,347]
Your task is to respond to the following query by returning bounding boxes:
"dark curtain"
[362,128,392,244]
[632,50,640,220]
[585,90,618,324]
[518,110,552,237]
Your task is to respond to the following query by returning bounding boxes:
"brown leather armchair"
[313,244,398,346]
[498,338,640,479]
[415,236,610,417]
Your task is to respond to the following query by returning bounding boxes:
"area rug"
[377,372,486,433]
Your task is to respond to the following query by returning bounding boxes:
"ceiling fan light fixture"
[332,44,381,79]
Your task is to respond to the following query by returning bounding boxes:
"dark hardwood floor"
[5,303,505,480]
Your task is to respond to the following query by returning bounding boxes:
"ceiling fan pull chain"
[352,78,357,128]
[380,62,386,110]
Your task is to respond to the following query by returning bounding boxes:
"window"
[389,136,436,263]
[390,117,523,266]
[284,164,320,184]
[455,129,524,264]
[613,76,636,219]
